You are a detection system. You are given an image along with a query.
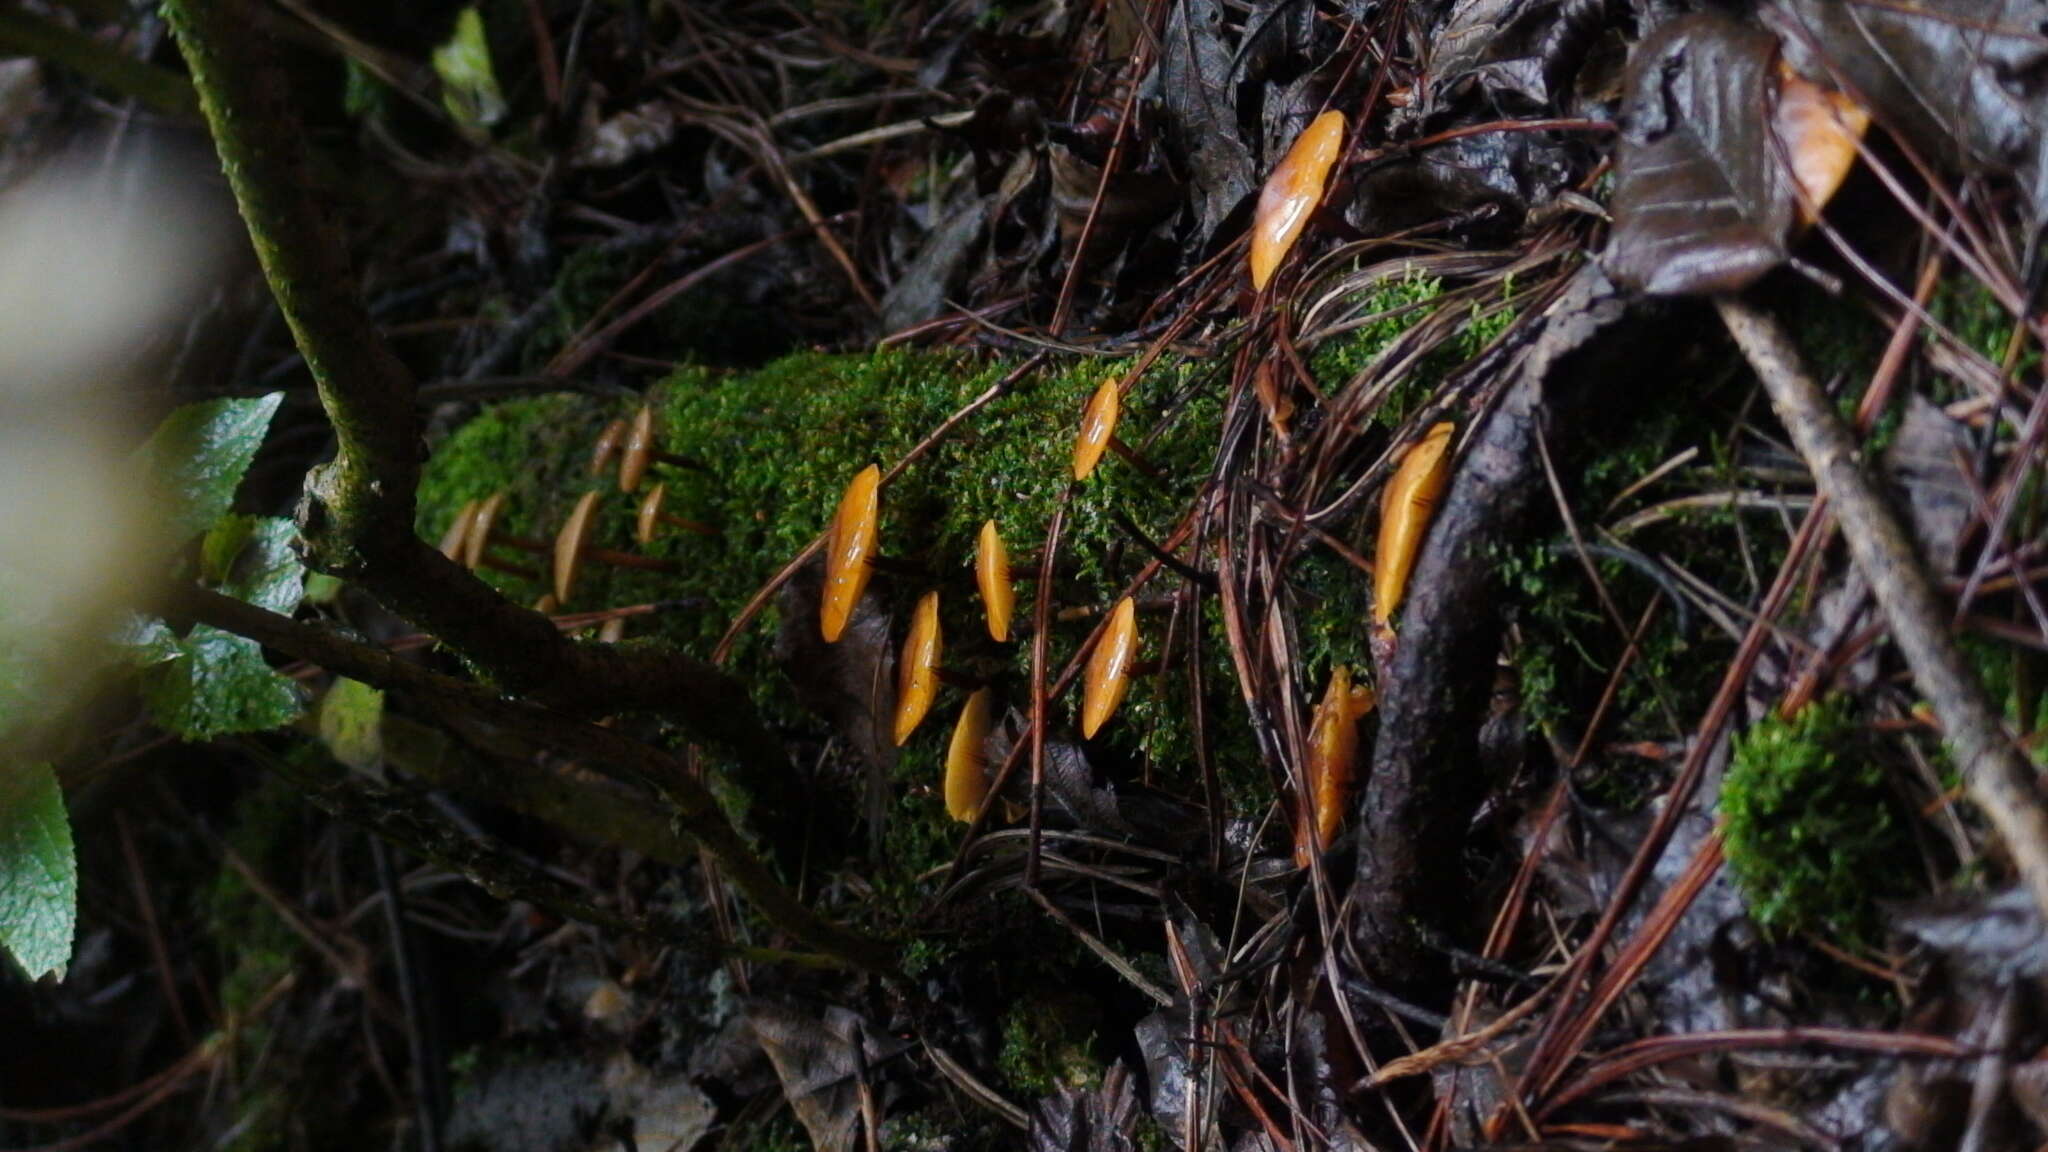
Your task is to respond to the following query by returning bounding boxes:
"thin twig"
[1717,295,2048,924]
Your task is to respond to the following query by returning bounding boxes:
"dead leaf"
[1028,1062,1144,1151]
[1603,13,1796,296]
[748,1002,910,1152]
[1157,0,1257,243]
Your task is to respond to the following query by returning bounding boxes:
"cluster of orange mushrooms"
[819,110,1457,857]
[436,403,718,643]
[426,109,1460,860]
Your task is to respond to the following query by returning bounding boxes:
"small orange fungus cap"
[892,591,943,746]
[822,464,880,642]
[1080,597,1139,738]
[553,490,602,604]
[944,687,993,822]
[438,500,478,560]
[1774,63,1869,226]
[1302,666,1376,859]
[619,405,659,493]
[1373,422,1454,626]
[590,418,628,477]
[1072,378,1120,481]
[976,520,1014,642]
[1250,110,1347,290]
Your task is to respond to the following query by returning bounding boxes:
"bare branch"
[1716,294,2048,925]
[161,0,803,822]
[172,586,895,971]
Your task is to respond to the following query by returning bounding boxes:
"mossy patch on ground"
[1720,698,1909,939]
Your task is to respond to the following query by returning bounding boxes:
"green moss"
[416,391,622,604]
[996,995,1099,1097]
[1306,267,1519,427]
[1930,276,2030,368]
[1721,698,1909,939]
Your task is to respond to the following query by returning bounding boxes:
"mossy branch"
[175,587,895,971]
[161,0,809,864]
[0,6,196,116]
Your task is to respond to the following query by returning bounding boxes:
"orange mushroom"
[892,590,943,746]
[438,499,480,560]
[1298,666,1376,862]
[944,687,993,822]
[552,490,681,604]
[1774,62,1869,226]
[1373,422,1454,627]
[1072,378,1120,481]
[464,490,546,570]
[590,418,628,477]
[635,482,719,545]
[1250,110,1347,291]
[442,492,540,579]
[1080,596,1138,738]
[976,520,1014,642]
[821,464,881,642]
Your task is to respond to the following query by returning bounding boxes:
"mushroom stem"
[587,547,679,572]
[477,555,540,580]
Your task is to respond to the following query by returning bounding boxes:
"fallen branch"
[160,0,803,815]
[172,586,895,972]
[1716,295,2048,925]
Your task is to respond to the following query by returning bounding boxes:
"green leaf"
[207,516,304,615]
[136,626,302,740]
[302,572,344,605]
[319,678,384,770]
[138,393,284,542]
[432,7,505,132]
[0,763,76,980]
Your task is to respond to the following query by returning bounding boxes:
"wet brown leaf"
[1603,13,1795,296]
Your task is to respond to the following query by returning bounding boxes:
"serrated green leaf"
[432,7,505,132]
[138,625,302,740]
[112,613,180,666]
[139,393,284,542]
[0,763,76,980]
[210,516,304,615]
[319,678,384,770]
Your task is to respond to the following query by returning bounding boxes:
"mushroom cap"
[1304,665,1375,857]
[619,404,657,493]
[1776,63,1868,226]
[464,490,510,569]
[976,520,1014,642]
[1072,378,1120,481]
[1080,596,1139,738]
[637,483,667,546]
[821,464,881,642]
[892,590,943,746]
[438,499,479,561]
[944,687,993,822]
[597,616,626,644]
[590,418,628,476]
[554,490,602,604]
[532,593,559,614]
[1373,421,1454,626]
[1250,109,1347,291]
